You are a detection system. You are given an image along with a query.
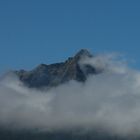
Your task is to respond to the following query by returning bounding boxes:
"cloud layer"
[0,54,140,137]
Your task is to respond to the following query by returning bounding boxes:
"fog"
[0,54,140,137]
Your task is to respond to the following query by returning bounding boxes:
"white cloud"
[0,53,140,137]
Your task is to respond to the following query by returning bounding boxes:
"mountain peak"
[74,49,92,58]
[15,49,99,88]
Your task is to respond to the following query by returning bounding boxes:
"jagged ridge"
[15,49,99,88]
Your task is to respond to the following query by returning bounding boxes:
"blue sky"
[0,0,140,73]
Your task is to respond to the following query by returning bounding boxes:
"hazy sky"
[0,0,140,73]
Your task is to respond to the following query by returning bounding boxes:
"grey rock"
[15,49,100,88]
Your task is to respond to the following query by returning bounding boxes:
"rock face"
[15,49,100,88]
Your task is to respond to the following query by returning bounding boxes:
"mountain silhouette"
[15,49,100,88]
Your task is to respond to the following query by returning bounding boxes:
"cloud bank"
[0,53,140,137]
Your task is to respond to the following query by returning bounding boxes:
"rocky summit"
[15,49,100,88]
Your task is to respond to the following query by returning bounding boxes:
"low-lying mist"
[0,53,140,137]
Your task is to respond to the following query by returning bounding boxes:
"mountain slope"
[15,49,100,88]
